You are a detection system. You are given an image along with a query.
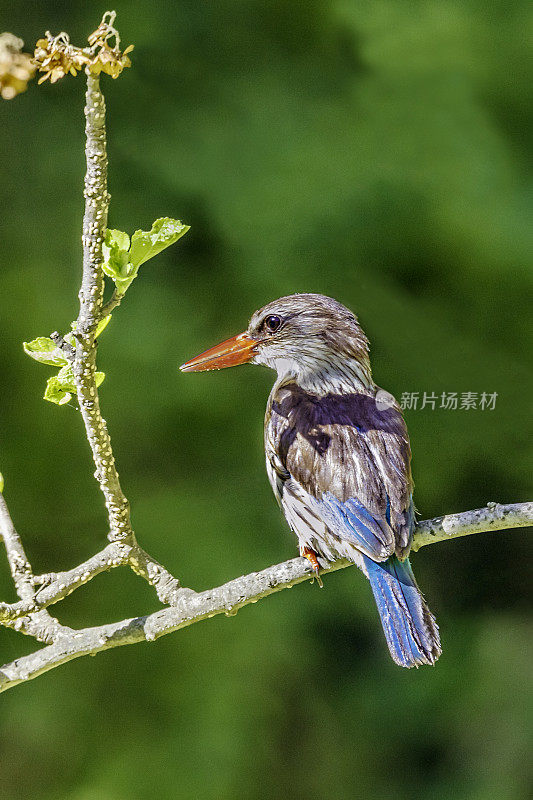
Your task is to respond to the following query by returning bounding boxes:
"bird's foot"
[301,547,323,588]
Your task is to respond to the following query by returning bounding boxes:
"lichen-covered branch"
[0,492,34,601]
[73,72,133,543]
[0,542,127,622]
[67,70,185,602]
[0,501,530,693]
[411,500,533,551]
[1,53,183,650]
[0,540,185,625]
[0,493,73,644]
[127,545,184,605]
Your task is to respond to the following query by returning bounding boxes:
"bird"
[180,293,441,668]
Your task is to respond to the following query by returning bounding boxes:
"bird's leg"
[301,546,323,588]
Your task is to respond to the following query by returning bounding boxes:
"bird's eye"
[264,314,282,333]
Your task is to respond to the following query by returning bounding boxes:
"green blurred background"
[1,1,532,798]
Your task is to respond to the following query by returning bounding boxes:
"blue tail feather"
[363,554,441,668]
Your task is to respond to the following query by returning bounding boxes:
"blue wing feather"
[316,492,394,561]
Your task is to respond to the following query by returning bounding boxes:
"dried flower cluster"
[34,11,133,85]
[34,31,88,84]
[0,33,36,99]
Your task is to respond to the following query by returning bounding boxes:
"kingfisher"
[180,293,441,667]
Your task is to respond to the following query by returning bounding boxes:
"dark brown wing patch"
[269,383,414,557]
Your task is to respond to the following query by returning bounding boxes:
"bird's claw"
[301,547,323,588]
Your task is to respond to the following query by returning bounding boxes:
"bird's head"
[180,293,373,390]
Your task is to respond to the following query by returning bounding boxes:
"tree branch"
[411,500,533,551]
[100,289,124,317]
[0,540,187,624]
[50,331,75,361]
[0,493,73,643]
[0,501,530,693]
[65,71,185,598]
[73,72,134,545]
[0,542,127,622]
[0,492,34,601]
[1,61,184,653]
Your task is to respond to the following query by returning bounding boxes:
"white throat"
[254,348,373,395]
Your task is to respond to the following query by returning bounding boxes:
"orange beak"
[180,332,258,372]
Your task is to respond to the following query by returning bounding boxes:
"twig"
[0,493,72,643]
[0,541,186,624]
[0,542,128,621]
[0,501,530,693]
[127,545,184,605]
[0,69,182,647]
[50,331,75,361]
[101,289,124,317]
[73,72,133,544]
[0,492,33,600]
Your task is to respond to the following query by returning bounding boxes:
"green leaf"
[0,473,4,493]
[44,372,75,405]
[102,219,189,294]
[43,365,105,406]
[95,314,112,337]
[23,337,68,367]
[128,218,190,268]
[44,378,72,405]
[102,228,131,281]
[114,275,134,294]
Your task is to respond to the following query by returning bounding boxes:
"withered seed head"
[0,33,36,99]
[33,11,133,85]
[34,31,90,84]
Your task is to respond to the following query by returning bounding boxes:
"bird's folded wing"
[315,491,395,560]
[280,477,395,562]
[268,383,415,559]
